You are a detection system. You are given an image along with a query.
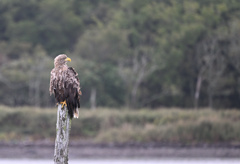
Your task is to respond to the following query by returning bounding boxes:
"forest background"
[1,0,240,147]
[0,0,240,110]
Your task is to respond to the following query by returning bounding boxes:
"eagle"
[49,54,81,119]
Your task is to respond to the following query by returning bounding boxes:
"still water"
[0,159,239,164]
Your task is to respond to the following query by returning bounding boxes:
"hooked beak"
[65,57,71,62]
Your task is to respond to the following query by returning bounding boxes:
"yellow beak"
[65,57,71,62]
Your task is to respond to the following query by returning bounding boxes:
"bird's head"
[54,54,71,68]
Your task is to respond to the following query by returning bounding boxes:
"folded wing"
[64,67,81,118]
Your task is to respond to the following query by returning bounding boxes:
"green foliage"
[0,106,240,145]
[0,0,240,108]
[94,109,240,144]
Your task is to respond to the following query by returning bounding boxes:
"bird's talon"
[60,100,67,108]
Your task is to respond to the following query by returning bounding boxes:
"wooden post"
[54,104,71,164]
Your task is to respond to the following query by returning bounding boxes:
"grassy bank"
[0,106,240,145]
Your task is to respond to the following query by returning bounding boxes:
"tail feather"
[74,109,79,118]
[67,104,74,119]
[66,96,80,119]
[65,87,80,119]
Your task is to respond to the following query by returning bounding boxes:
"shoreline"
[0,141,239,159]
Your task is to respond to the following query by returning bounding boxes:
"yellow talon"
[60,100,67,108]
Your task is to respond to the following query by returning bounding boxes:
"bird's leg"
[60,100,67,108]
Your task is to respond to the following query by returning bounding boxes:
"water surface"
[1,158,240,164]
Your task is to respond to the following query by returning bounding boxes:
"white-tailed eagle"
[49,54,81,119]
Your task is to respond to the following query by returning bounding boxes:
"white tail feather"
[74,109,79,118]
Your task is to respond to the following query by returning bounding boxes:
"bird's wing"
[49,69,56,95]
[64,67,81,118]
[65,67,81,93]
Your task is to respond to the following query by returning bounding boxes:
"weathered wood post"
[54,104,71,164]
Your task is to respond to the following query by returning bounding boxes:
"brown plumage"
[49,54,81,119]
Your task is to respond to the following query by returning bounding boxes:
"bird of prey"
[49,54,81,119]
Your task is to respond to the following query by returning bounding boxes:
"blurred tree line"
[0,0,240,109]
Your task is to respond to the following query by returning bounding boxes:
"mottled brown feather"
[49,54,81,119]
